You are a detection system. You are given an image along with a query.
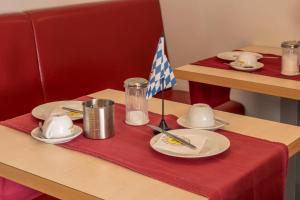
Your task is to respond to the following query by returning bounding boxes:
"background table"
[1,89,300,199]
[174,45,300,100]
[174,46,300,200]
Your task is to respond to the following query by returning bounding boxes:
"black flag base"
[152,76,171,135]
[153,118,170,135]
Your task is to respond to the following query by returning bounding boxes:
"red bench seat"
[0,0,164,199]
[27,0,163,102]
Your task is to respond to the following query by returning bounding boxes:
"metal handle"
[147,124,197,149]
[62,107,83,113]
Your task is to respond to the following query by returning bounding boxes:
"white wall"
[160,0,300,121]
[0,0,105,13]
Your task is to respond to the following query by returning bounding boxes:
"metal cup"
[83,99,114,139]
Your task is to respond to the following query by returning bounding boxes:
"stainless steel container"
[83,99,114,139]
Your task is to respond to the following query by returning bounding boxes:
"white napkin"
[153,133,207,155]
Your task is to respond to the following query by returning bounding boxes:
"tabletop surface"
[174,45,300,100]
[1,89,300,200]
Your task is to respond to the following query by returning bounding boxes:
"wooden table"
[175,46,300,200]
[1,89,300,200]
[174,45,300,100]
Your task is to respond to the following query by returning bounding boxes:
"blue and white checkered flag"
[146,37,176,99]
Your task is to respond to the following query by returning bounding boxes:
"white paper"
[153,133,207,155]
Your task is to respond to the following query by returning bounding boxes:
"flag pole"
[151,32,173,134]
[162,77,165,120]
[160,31,170,132]
[153,77,170,134]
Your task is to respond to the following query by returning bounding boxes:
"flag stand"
[147,35,175,135]
[153,77,170,135]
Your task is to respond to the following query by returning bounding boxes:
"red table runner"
[193,53,300,80]
[0,101,288,200]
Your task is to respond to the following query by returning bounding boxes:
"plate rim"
[31,125,82,144]
[150,129,230,158]
[32,100,83,121]
[217,51,263,61]
[229,61,264,71]
[125,119,150,126]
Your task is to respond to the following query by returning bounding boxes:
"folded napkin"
[153,133,207,155]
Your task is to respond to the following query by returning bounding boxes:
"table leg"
[280,98,300,200]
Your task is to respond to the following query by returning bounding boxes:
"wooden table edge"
[174,65,300,100]
[0,162,101,200]
[288,139,300,157]
[174,45,300,100]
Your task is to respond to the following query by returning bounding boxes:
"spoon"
[241,65,255,69]
[38,122,46,139]
[39,122,43,132]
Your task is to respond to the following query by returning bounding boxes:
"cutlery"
[62,107,83,113]
[38,122,46,139]
[223,63,255,68]
[263,56,279,59]
[147,124,197,149]
[241,65,255,69]
[215,118,229,125]
[38,122,43,133]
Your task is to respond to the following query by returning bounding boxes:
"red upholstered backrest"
[0,13,44,121]
[189,81,230,107]
[28,0,163,102]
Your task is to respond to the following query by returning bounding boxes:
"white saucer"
[177,115,225,130]
[150,129,230,158]
[32,101,83,120]
[229,61,264,71]
[281,71,300,76]
[125,119,150,126]
[217,51,263,61]
[31,125,82,144]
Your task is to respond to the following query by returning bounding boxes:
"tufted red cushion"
[27,0,163,102]
[33,194,58,200]
[0,13,44,121]
[189,81,230,107]
[0,1,164,199]
[215,100,245,115]
[0,178,42,200]
[189,81,245,115]
[0,12,45,200]
[155,89,191,104]
[157,89,245,115]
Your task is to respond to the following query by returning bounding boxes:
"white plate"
[229,61,264,71]
[31,125,82,144]
[150,129,230,158]
[217,51,263,61]
[177,115,225,130]
[32,101,83,120]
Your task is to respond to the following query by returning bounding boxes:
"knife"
[215,118,229,125]
[62,107,83,113]
[147,124,197,149]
